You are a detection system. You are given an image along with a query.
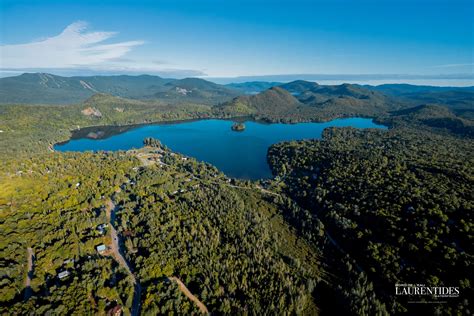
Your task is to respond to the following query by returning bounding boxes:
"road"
[24,247,34,301]
[169,277,209,315]
[106,199,142,316]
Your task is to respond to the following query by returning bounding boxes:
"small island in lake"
[231,122,246,131]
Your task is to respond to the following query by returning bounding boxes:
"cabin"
[96,244,107,254]
[97,224,108,235]
[58,270,70,279]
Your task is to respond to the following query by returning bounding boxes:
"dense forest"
[268,124,473,314]
[0,139,321,314]
[1,78,472,315]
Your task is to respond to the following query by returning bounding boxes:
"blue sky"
[0,0,473,79]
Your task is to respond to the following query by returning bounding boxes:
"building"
[96,244,107,254]
[97,224,108,235]
[58,270,70,279]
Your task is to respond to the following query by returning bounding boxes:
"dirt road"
[24,247,34,301]
[169,277,209,314]
[106,199,142,316]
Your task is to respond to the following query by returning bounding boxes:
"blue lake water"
[55,118,387,179]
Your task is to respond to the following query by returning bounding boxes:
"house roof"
[58,270,70,279]
[96,244,107,252]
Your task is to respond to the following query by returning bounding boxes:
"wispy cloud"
[0,21,206,77]
[0,21,144,69]
[430,63,474,68]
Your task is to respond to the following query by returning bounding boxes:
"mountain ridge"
[0,73,237,105]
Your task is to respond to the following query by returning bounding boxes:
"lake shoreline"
[57,114,387,146]
[59,116,256,145]
[55,117,387,180]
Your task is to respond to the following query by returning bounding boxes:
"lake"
[55,118,387,179]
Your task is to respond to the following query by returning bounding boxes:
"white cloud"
[0,21,207,77]
[0,21,144,69]
[430,63,474,68]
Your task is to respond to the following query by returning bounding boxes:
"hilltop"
[218,86,302,118]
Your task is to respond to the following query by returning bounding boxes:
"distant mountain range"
[153,78,240,104]
[0,74,472,119]
[225,81,282,94]
[364,83,474,95]
[219,81,405,120]
[365,84,474,110]
[0,73,239,105]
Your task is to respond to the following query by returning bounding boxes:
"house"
[96,244,107,254]
[97,224,108,235]
[58,270,70,279]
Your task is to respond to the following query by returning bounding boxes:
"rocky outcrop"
[81,107,102,118]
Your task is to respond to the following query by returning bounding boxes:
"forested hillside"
[267,126,473,314]
[1,145,320,314]
[0,73,239,105]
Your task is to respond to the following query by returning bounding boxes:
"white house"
[58,270,70,279]
[96,244,107,254]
